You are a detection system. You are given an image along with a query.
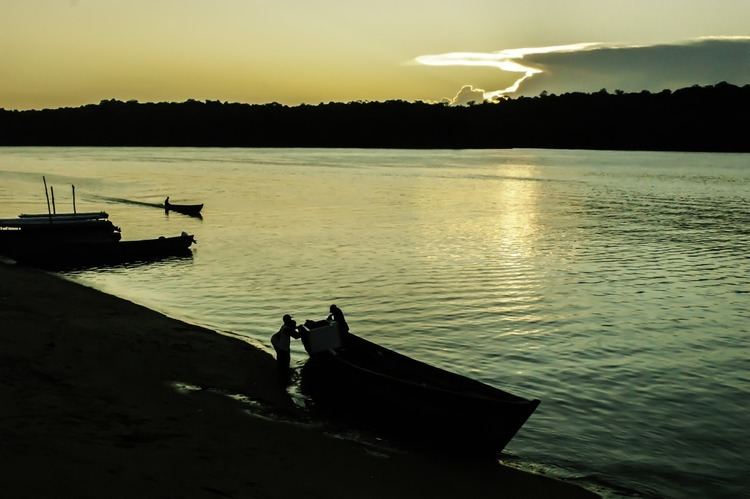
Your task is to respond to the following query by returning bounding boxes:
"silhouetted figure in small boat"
[271,314,301,383]
[164,196,170,210]
[327,304,349,335]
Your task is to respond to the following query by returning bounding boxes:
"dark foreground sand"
[0,262,598,499]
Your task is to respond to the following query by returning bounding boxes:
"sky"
[1,0,749,109]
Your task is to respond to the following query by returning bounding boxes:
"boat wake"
[87,194,163,209]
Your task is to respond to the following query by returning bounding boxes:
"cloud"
[416,37,750,102]
[450,85,486,105]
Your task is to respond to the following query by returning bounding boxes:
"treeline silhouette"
[1,82,747,151]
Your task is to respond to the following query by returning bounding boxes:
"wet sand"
[0,261,598,498]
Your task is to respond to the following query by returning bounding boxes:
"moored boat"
[300,326,540,457]
[1,181,196,268]
[0,232,195,269]
[0,215,121,245]
[2,212,110,227]
[0,210,195,269]
[17,211,109,220]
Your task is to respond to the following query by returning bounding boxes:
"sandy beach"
[0,261,597,499]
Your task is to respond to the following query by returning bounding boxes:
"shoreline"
[2,82,748,153]
[0,261,598,498]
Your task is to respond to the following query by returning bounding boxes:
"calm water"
[0,147,748,498]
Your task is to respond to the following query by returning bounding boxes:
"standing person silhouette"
[327,304,349,335]
[271,314,300,383]
[164,196,170,210]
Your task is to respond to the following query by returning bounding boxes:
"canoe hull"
[165,203,203,217]
[300,334,540,457]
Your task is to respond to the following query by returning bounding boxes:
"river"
[1,147,747,498]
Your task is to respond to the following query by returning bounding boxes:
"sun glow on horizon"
[1,0,748,110]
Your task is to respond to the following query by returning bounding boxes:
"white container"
[307,322,342,354]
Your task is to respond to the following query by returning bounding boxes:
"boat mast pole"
[42,176,52,221]
[50,186,57,214]
[72,185,77,214]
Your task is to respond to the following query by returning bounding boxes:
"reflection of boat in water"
[300,325,540,457]
[0,211,195,269]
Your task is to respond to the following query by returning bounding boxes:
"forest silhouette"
[1,82,747,152]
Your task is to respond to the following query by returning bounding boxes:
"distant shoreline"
[2,82,747,153]
[2,144,747,154]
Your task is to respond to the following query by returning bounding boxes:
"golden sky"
[1,0,749,109]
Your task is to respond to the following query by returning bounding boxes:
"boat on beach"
[3,233,196,269]
[0,212,195,269]
[0,180,197,268]
[300,324,540,457]
[0,212,121,245]
[17,211,110,221]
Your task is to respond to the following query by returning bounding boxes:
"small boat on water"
[164,197,203,217]
[299,323,540,457]
[165,203,203,217]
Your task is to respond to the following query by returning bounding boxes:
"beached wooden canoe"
[300,331,540,457]
[165,203,203,217]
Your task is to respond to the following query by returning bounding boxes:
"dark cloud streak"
[417,37,750,103]
[519,38,750,96]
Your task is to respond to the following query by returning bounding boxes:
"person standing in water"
[271,314,300,382]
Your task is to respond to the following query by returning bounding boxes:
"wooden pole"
[72,185,77,214]
[51,186,57,214]
[42,176,52,221]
